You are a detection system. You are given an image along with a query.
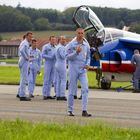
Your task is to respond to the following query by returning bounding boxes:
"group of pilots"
[17,28,92,117]
[16,27,140,117]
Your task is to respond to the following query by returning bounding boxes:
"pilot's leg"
[32,70,37,95]
[132,74,140,93]
[59,67,66,97]
[28,68,34,95]
[55,70,60,97]
[79,72,91,117]
[67,68,77,112]
[42,63,51,97]
[134,78,139,90]
[79,72,88,111]
[29,69,37,96]
[73,81,77,99]
[19,62,28,97]
[50,65,55,96]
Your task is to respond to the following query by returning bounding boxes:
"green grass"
[0,66,43,85]
[0,66,20,84]
[0,66,131,89]
[0,31,75,40]
[0,58,18,64]
[0,119,139,140]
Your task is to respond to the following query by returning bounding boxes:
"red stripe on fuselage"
[101,63,135,73]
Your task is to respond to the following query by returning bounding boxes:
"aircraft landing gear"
[100,77,111,89]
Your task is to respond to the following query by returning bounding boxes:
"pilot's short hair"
[26,31,32,36]
[58,36,66,42]
[76,28,84,32]
[23,34,26,39]
[49,36,55,40]
[134,49,139,54]
[32,38,37,43]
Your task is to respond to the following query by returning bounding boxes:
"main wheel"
[100,78,111,89]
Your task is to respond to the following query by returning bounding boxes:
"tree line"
[0,5,140,33]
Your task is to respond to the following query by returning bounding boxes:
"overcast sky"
[0,0,140,11]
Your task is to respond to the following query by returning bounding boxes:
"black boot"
[43,96,55,100]
[82,111,92,117]
[74,95,77,99]
[16,94,20,98]
[20,97,31,101]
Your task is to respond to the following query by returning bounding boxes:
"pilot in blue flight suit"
[42,36,56,99]
[66,28,92,117]
[55,36,67,101]
[131,49,140,93]
[17,32,33,101]
[28,39,42,97]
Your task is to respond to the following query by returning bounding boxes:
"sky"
[0,0,140,11]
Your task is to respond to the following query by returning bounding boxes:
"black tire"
[100,79,111,89]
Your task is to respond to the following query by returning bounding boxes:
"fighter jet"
[73,5,140,89]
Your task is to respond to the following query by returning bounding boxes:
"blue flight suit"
[131,53,140,90]
[66,38,90,112]
[18,39,30,97]
[28,47,42,95]
[42,43,56,97]
[55,43,67,97]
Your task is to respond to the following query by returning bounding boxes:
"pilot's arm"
[20,43,29,61]
[42,45,55,60]
[38,50,42,73]
[131,55,136,65]
[66,42,78,60]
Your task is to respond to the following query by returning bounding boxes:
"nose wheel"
[100,78,111,89]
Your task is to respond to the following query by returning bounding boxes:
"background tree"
[0,5,140,32]
[0,5,32,31]
[34,18,50,30]
[117,20,125,29]
[129,22,140,34]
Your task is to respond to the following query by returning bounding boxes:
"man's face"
[60,37,66,46]
[50,37,56,46]
[27,33,33,43]
[32,41,37,49]
[76,29,84,39]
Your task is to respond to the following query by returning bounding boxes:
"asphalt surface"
[0,85,140,128]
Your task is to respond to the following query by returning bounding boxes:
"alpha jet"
[73,5,140,89]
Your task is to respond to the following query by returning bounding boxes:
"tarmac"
[0,85,140,128]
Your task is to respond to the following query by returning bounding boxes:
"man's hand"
[84,65,90,70]
[76,46,82,53]
[29,56,34,62]
[84,65,94,70]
